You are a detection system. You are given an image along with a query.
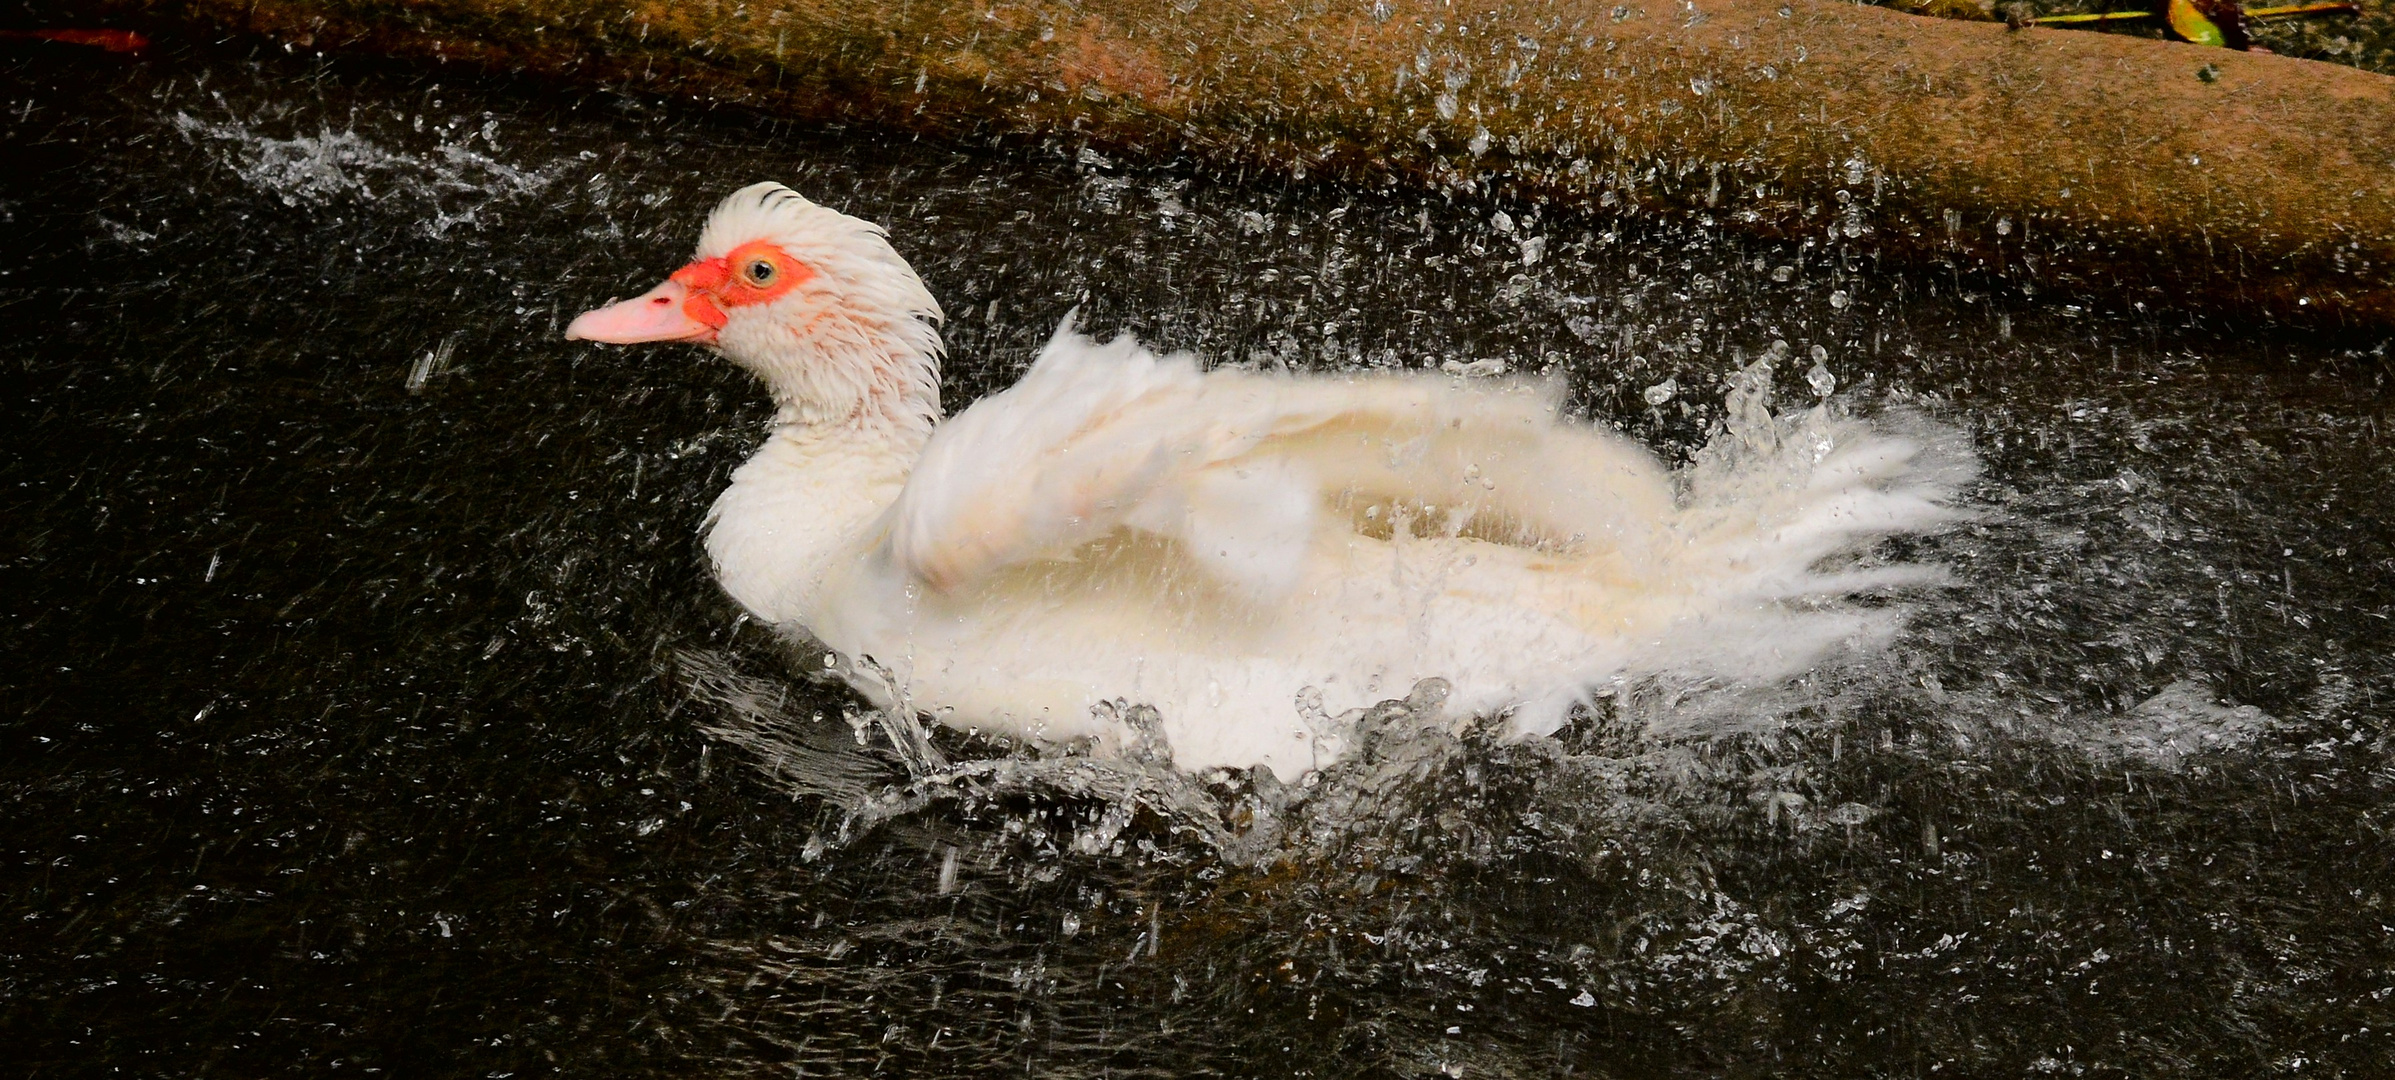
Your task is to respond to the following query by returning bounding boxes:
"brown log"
[65,0,2395,329]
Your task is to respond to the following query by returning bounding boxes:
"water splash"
[170,111,563,235]
[2052,679,2287,770]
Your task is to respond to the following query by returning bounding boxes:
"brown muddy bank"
[61,0,2395,330]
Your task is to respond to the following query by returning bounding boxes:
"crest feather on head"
[698,182,824,257]
[692,182,947,434]
[696,183,936,325]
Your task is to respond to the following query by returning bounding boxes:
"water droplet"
[1643,378,1678,406]
[1806,362,1836,398]
[1828,290,1850,309]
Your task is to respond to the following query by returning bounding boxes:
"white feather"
[610,186,1976,777]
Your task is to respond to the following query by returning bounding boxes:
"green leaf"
[2165,0,2253,48]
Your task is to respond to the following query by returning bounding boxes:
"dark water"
[4,32,2393,1078]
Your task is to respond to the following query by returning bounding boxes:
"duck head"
[567,182,946,434]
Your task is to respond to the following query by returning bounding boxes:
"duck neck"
[752,312,944,447]
[709,321,943,625]
[707,416,924,628]
[764,405,930,472]
[768,395,936,458]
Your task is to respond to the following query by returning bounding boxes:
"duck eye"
[743,258,777,286]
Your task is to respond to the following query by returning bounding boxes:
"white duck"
[567,182,1964,777]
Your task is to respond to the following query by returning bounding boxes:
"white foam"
[170,112,562,235]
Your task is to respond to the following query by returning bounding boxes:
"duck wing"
[883,320,1675,601]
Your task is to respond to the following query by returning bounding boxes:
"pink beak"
[564,279,724,344]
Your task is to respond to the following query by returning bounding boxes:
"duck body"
[571,183,1965,777]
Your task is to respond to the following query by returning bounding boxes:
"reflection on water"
[3,33,2392,1078]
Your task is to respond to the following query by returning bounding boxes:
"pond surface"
[4,33,2393,1079]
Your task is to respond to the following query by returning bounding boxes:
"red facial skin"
[564,241,812,346]
[671,241,813,338]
